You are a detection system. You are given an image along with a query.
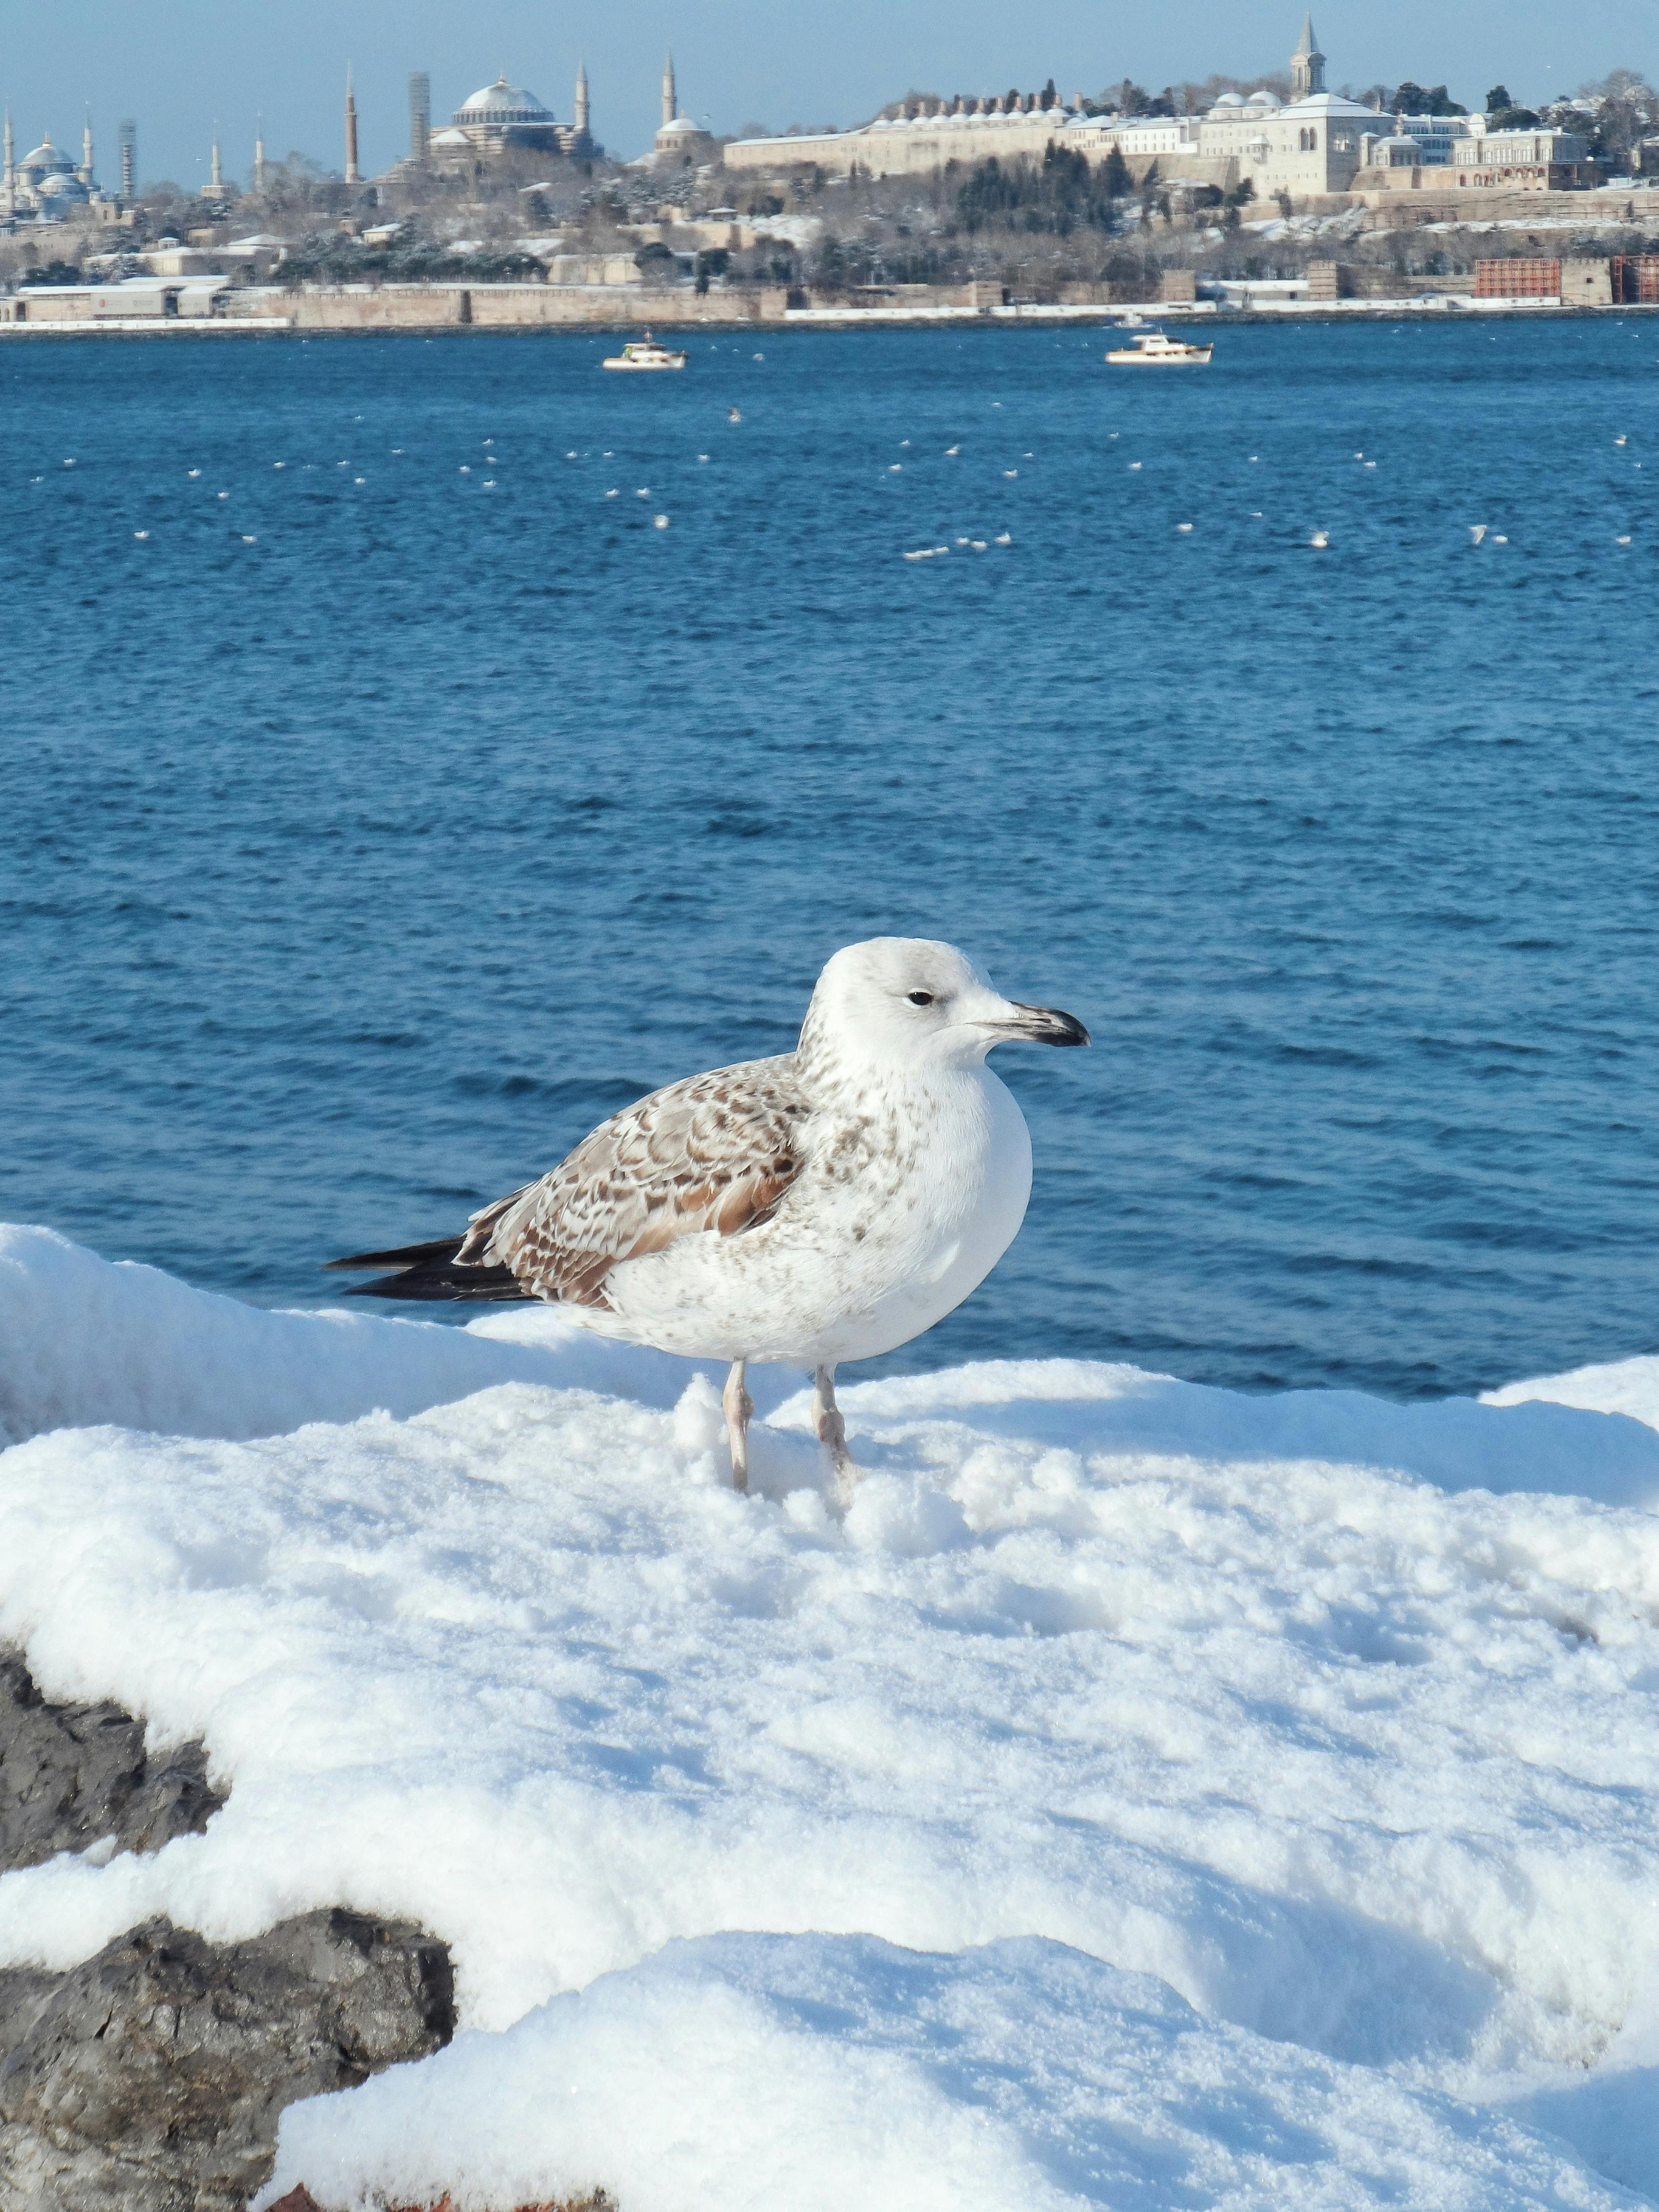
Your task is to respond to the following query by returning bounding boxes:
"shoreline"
[4,294,1658,338]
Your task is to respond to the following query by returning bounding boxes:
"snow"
[268,1934,1634,2212]
[3,1224,1659,2209]
[741,212,823,250]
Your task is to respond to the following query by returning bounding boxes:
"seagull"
[326,939,1088,1494]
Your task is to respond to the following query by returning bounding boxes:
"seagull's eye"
[906,991,935,1007]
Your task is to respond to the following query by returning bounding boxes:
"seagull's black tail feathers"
[322,1236,533,1303]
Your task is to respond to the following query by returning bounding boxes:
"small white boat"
[1105,329,1214,366]
[602,332,688,372]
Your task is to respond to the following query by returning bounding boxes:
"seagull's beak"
[985,1002,1092,1048]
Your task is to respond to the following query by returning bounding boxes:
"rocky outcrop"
[0,1654,225,1869]
[0,1654,456,2212]
[0,1912,454,2212]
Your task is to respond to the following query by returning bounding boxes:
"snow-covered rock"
[3,1224,1659,2209]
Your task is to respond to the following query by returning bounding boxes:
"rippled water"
[4,318,1657,1395]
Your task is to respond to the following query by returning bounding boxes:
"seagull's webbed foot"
[723,1358,754,1494]
[814,1363,859,1501]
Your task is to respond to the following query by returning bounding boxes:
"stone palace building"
[722,15,1589,198]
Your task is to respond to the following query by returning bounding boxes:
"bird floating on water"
[728,408,742,423]
[1309,530,1329,549]
[327,939,1088,1495]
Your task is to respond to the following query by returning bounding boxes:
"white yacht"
[602,332,688,371]
[1105,328,1214,366]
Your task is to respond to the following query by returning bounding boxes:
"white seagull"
[328,939,1088,1492]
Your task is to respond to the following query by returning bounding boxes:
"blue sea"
[4,318,1656,1396]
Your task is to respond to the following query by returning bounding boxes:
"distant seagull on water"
[327,939,1088,1494]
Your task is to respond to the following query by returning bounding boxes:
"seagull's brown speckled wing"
[456,1055,809,1308]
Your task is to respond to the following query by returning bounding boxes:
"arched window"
[1308,127,1317,151]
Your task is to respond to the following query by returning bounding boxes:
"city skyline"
[2,0,1649,192]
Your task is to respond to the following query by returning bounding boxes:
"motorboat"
[602,332,688,371]
[1105,329,1214,365]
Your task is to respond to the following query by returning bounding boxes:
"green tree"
[1392,81,1465,115]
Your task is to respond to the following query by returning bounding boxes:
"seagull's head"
[802,938,1089,1072]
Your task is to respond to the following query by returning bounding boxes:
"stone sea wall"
[227,283,791,330]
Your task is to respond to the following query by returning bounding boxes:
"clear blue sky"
[5,0,1648,192]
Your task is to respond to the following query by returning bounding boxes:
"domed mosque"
[428,71,594,160]
[1,114,118,221]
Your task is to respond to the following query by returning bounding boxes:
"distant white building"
[723,16,1381,195]
[1359,117,1589,189]
[726,94,1105,181]
[1189,18,1382,198]
[721,15,1589,200]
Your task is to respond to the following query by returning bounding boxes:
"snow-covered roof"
[20,137,73,173]
[454,76,555,125]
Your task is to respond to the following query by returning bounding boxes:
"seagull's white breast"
[597,1061,1034,1366]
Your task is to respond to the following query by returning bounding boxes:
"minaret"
[119,118,136,198]
[253,115,267,195]
[409,72,431,163]
[1290,13,1326,99]
[209,126,223,193]
[344,66,359,183]
[4,109,15,194]
[661,51,676,129]
[79,112,94,187]
[575,60,589,139]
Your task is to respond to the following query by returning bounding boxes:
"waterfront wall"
[225,284,790,330]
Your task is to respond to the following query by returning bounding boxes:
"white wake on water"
[3,1222,1658,2208]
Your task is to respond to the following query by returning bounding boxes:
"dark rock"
[0,1655,456,2212]
[0,1908,455,2212]
[0,1654,225,1873]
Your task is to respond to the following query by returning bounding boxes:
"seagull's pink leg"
[723,1359,754,1493]
[814,1364,856,1495]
